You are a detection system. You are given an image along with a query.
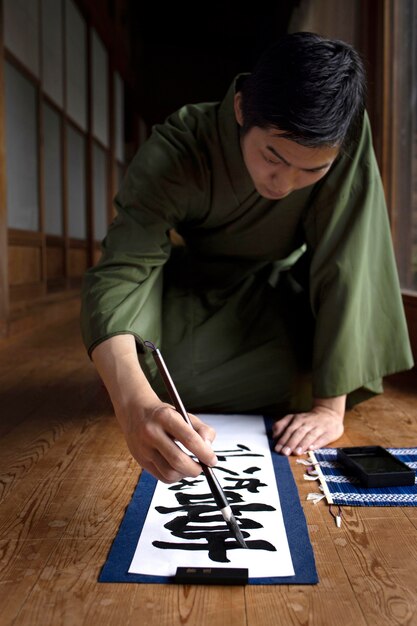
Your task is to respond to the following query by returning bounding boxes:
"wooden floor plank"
[13,534,247,626]
[245,577,368,626]
[1,312,417,626]
[10,537,135,626]
[328,506,417,625]
[0,539,60,625]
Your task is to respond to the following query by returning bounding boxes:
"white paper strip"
[128,414,295,578]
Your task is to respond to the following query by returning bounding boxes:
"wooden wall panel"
[289,0,361,47]
[0,0,133,337]
[68,247,88,277]
[8,245,42,285]
[46,245,65,279]
[9,282,44,302]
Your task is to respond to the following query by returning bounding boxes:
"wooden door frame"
[360,0,417,364]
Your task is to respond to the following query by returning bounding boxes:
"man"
[81,32,413,483]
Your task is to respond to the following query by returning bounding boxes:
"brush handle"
[146,343,229,510]
[200,464,229,510]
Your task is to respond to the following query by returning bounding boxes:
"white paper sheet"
[128,414,295,578]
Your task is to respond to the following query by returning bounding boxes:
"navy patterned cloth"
[313,448,417,506]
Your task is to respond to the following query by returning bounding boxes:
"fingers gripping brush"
[144,341,248,549]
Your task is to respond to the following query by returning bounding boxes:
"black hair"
[239,32,367,150]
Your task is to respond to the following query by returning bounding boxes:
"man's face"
[234,93,340,200]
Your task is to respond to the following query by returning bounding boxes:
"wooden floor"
[1,310,417,626]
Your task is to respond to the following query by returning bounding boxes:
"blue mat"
[313,448,417,506]
[99,418,318,584]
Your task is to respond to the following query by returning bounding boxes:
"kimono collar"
[218,74,258,204]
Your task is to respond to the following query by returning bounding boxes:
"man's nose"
[271,167,298,195]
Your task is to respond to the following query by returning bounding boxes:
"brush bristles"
[227,515,248,549]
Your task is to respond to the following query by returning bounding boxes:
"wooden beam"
[0,0,10,331]
[86,16,94,268]
[38,0,47,297]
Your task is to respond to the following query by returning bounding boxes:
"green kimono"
[80,76,413,413]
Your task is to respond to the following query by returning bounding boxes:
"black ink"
[152,442,279,564]
[223,477,267,493]
[211,466,239,476]
[214,444,264,462]
[229,502,276,515]
[168,478,203,491]
[155,488,249,512]
[154,495,276,562]
[152,538,276,562]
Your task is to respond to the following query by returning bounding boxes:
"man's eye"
[264,155,280,165]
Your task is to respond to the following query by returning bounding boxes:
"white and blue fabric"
[313,448,417,506]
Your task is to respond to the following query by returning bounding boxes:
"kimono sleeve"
[80,118,207,360]
[303,112,413,405]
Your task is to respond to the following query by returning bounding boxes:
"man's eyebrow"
[266,145,332,172]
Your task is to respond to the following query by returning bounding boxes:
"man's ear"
[234,92,244,126]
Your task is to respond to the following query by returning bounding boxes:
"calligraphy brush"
[144,341,248,549]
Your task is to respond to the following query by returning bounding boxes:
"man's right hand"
[118,399,217,483]
[91,335,217,483]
